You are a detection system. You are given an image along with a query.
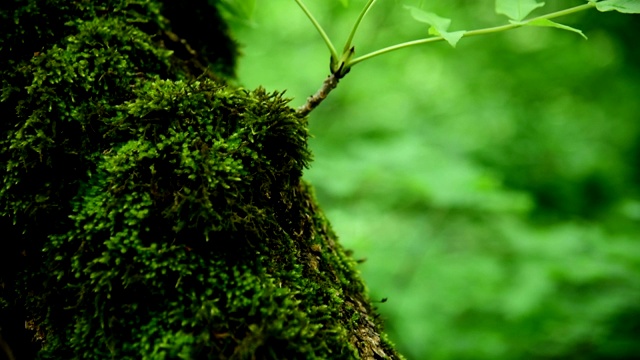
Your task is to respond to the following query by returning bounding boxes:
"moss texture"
[0,0,400,358]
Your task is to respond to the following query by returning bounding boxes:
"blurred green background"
[226,1,640,358]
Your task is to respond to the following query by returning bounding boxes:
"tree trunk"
[0,0,401,358]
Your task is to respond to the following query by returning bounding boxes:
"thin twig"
[296,73,340,117]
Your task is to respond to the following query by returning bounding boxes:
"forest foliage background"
[225,1,640,358]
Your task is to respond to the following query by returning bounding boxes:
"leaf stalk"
[294,0,339,62]
[349,2,596,67]
[343,0,378,53]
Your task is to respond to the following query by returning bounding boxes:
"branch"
[296,73,340,117]
[296,2,600,117]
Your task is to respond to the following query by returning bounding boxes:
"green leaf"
[436,29,466,48]
[405,6,467,47]
[496,0,545,21]
[595,0,640,13]
[406,6,451,30]
[338,0,349,7]
[511,18,587,39]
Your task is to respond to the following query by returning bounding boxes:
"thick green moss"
[0,1,400,358]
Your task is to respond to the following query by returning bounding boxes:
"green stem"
[348,2,596,67]
[294,0,339,62]
[343,0,378,53]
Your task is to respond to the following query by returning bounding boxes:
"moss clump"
[1,0,401,359]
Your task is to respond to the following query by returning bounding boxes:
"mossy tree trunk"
[0,1,400,359]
